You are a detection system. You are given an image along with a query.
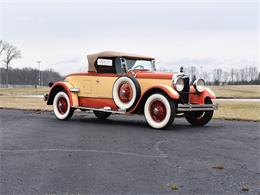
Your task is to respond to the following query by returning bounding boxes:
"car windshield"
[126,59,154,71]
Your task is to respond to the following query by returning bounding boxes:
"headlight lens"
[173,77,185,92]
[193,78,205,92]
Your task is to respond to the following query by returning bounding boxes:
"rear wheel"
[93,111,111,119]
[184,98,214,126]
[53,91,74,120]
[144,93,175,129]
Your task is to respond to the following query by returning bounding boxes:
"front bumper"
[178,103,218,112]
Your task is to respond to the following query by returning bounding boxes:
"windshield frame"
[114,57,156,74]
[125,58,156,72]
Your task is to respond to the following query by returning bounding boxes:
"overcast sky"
[0,0,259,75]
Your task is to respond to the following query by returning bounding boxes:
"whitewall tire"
[144,93,175,129]
[112,76,140,110]
[53,91,74,120]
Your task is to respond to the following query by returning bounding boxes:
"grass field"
[210,85,260,98]
[0,96,51,111]
[213,100,260,121]
[0,86,259,121]
[0,87,49,96]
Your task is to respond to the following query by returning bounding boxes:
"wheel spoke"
[57,97,68,114]
[149,100,166,122]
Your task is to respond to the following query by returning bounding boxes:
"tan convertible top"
[87,51,155,72]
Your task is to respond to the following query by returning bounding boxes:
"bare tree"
[244,67,250,81]
[222,71,229,83]
[230,68,235,83]
[0,41,7,85]
[234,69,240,83]
[240,68,246,82]
[0,40,8,57]
[184,66,197,81]
[248,66,258,81]
[3,43,21,87]
[213,68,222,85]
[201,71,210,82]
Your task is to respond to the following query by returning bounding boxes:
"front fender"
[189,86,216,104]
[47,81,79,106]
[129,84,179,113]
[143,84,179,99]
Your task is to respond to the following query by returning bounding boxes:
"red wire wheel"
[149,100,167,122]
[117,81,133,103]
[57,97,68,114]
[53,91,74,120]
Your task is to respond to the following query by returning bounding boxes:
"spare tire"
[112,76,141,110]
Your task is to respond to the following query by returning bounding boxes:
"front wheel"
[184,98,214,126]
[53,91,74,120]
[144,93,175,129]
[93,111,111,119]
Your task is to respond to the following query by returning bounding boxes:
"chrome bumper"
[178,103,218,112]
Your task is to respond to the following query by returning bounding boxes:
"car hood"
[134,71,174,80]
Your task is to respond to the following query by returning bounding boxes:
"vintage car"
[45,51,217,129]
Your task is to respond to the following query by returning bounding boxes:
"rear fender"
[47,81,79,106]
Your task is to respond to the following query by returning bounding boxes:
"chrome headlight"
[193,78,205,92]
[173,77,185,92]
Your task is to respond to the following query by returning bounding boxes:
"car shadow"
[59,113,218,132]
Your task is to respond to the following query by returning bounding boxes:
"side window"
[95,57,116,73]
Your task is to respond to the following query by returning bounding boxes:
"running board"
[72,106,126,114]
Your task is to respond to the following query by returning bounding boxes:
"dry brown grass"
[213,100,260,121]
[0,96,52,111]
[0,87,49,96]
[211,85,260,98]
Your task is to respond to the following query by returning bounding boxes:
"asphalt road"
[1,109,259,195]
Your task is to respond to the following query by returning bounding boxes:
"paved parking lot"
[0,109,259,194]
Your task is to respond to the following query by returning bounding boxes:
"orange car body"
[47,70,216,112]
[46,51,217,129]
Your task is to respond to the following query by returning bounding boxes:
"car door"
[96,74,118,98]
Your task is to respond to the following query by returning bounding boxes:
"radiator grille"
[179,76,190,103]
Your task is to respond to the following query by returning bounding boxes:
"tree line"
[159,65,260,85]
[0,40,62,87]
[0,67,63,87]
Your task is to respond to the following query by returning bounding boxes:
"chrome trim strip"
[70,88,80,92]
[72,106,126,114]
[178,103,218,112]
